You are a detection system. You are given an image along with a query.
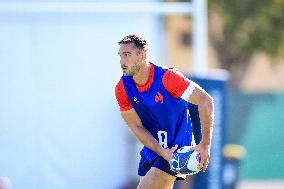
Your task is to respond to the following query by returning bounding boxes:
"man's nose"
[120,60,126,66]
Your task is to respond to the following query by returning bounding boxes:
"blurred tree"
[166,0,284,86]
[208,0,284,68]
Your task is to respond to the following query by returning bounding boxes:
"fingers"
[188,145,198,151]
[203,159,209,171]
[171,144,178,152]
[165,145,178,163]
[199,155,209,172]
[189,145,210,172]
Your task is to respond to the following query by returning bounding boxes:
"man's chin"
[123,72,133,76]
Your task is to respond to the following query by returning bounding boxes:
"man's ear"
[141,51,147,61]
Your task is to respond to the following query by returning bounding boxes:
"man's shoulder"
[115,76,135,92]
[115,78,133,111]
[115,78,124,93]
[150,63,188,85]
[151,63,183,75]
[151,62,171,71]
[115,78,127,100]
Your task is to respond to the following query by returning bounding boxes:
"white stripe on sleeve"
[181,81,198,101]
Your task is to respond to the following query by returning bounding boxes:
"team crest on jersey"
[155,92,164,103]
[133,97,139,104]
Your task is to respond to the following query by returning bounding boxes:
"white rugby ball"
[170,146,201,175]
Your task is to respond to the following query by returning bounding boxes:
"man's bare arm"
[188,86,214,146]
[121,108,178,162]
[188,84,214,171]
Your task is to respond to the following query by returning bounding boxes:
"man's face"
[118,43,143,76]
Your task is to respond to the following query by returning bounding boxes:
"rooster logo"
[155,92,164,103]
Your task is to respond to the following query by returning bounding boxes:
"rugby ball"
[170,146,201,175]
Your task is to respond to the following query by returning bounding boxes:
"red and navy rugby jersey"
[115,63,195,161]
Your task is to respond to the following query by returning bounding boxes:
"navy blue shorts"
[138,152,186,180]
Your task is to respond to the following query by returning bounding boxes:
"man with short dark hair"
[115,34,214,189]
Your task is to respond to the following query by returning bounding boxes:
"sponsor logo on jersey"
[133,97,139,103]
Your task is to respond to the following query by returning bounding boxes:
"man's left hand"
[189,143,211,172]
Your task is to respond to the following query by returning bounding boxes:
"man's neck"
[133,61,150,85]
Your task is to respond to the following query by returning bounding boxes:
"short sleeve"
[115,79,133,111]
[162,69,190,98]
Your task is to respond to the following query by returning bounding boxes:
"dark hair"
[118,34,148,51]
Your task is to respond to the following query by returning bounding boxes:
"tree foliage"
[209,0,284,69]
[166,0,284,70]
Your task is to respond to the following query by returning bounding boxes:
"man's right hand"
[161,144,179,163]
